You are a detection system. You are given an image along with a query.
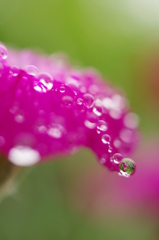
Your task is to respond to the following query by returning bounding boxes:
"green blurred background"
[0,0,159,239]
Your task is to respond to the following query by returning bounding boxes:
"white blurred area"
[121,0,159,29]
[79,0,159,32]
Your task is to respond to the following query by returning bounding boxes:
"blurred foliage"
[0,0,159,239]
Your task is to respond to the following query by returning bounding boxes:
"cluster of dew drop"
[0,43,138,177]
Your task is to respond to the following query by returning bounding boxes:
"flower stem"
[0,154,22,203]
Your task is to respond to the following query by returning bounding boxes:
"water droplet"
[10,66,19,77]
[124,113,139,129]
[97,120,108,133]
[102,134,111,144]
[93,106,102,116]
[109,109,122,119]
[84,120,96,129]
[119,158,135,177]
[38,125,47,133]
[77,98,84,106]
[112,153,122,164]
[89,84,99,95]
[62,95,73,107]
[34,73,53,92]
[108,146,113,153]
[14,114,24,123]
[0,44,7,60]
[26,65,38,76]
[120,129,132,143]
[83,93,94,108]
[48,127,62,138]
[60,85,65,93]
[80,86,87,93]
[99,157,106,164]
[113,139,121,148]
[93,99,103,116]
[8,146,40,166]
[66,77,79,94]
[66,77,79,87]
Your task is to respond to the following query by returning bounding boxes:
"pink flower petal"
[0,43,139,175]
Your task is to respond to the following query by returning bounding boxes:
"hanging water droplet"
[119,158,135,177]
[0,44,7,60]
[8,146,40,166]
[112,153,122,164]
[26,65,38,76]
[102,134,111,144]
[97,120,108,133]
[83,93,94,108]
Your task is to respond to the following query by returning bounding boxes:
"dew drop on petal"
[10,66,19,77]
[0,44,7,60]
[108,145,113,153]
[112,153,122,164]
[77,98,84,106]
[48,127,62,138]
[37,125,47,133]
[102,134,111,144]
[93,106,102,116]
[62,95,73,107]
[124,113,139,129]
[120,129,132,143]
[93,99,103,116]
[97,120,108,133]
[84,120,96,129]
[8,146,40,166]
[119,158,135,177]
[83,93,94,108]
[14,114,24,123]
[113,139,121,148]
[26,65,38,76]
[34,73,53,92]
[60,85,65,93]
[99,157,106,165]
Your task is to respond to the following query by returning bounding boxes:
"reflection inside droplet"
[119,158,135,177]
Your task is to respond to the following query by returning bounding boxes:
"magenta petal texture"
[0,43,139,175]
